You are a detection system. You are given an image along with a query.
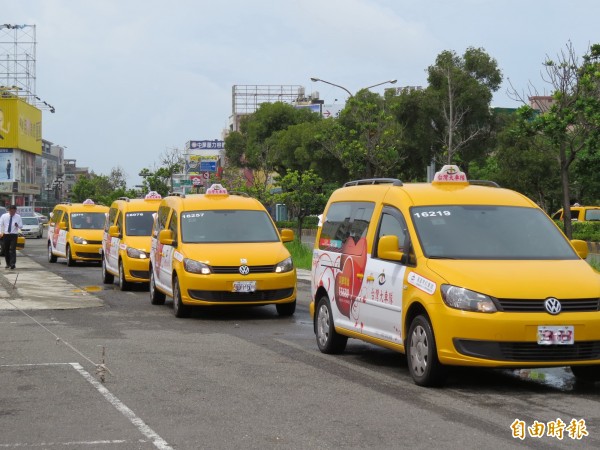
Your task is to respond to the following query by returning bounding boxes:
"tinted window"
[180,210,279,243]
[70,213,106,230]
[22,217,39,225]
[412,205,578,260]
[319,201,375,252]
[125,212,155,236]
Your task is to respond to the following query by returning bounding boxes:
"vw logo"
[544,297,562,315]
[239,265,250,275]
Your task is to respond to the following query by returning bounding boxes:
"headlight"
[275,256,293,273]
[184,258,212,274]
[73,236,88,245]
[440,285,497,313]
[127,247,147,259]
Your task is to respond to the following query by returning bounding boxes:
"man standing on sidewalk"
[0,205,22,269]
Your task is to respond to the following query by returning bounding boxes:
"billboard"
[185,154,220,174]
[0,149,14,181]
[0,97,42,155]
[186,140,224,150]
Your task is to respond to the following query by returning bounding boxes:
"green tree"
[323,90,405,179]
[427,47,502,167]
[275,169,328,239]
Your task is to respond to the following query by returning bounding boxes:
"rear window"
[180,210,279,243]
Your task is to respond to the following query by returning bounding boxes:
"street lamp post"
[310,77,397,97]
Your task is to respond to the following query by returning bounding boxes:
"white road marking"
[0,363,172,450]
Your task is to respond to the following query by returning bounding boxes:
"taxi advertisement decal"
[407,272,436,295]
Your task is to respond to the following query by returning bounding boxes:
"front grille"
[211,265,275,274]
[455,339,600,362]
[75,252,102,259]
[86,240,103,245]
[495,298,600,312]
[188,288,294,302]
[129,270,149,279]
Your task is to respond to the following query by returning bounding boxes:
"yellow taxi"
[47,199,109,266]
[149,184,297,318]
[551,205,600,222]
[101,191,163,290]
[311,165,600,386]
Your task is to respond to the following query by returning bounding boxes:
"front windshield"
[412,205,578,260]
[22,217,39,225]
[181,210,279,243]
[125,212,155,236]
[70,212,105,230]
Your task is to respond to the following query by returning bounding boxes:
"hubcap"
[410,325,428,376]
[317,304,330,346]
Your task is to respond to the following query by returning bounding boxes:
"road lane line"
[70,363,173,450]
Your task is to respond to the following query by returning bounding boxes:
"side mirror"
[571,239,588,259]
[280,228,294,243]
[109,225,121,238]
[58,222,68,231]
[377,235,404,262]
[159,229,175,246]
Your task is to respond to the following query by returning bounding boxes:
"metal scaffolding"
[0,24,37,105]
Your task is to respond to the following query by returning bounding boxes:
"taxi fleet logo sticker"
[407,272,436,295]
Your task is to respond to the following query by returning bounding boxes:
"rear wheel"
[276,300,296,317]
[172,276,190,318]
[102,257,114,284]
[407,315,446,387]
[571,365,600,384]
[315,295,347,354]
[48,242,57,263]
[149,267,165,305]
[66,245,75,266]
[118,261,131,291]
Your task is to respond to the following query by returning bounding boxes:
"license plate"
[233,281,256,293]
[537,326,574,345]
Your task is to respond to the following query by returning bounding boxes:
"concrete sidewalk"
[0,253,103,311]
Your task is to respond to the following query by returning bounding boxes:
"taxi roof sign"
[82,199,95,205]
[206,184,228,195]
[432,165,468,184]
[145,191,162,200]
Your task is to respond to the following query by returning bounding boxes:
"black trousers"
[3,234,18,268]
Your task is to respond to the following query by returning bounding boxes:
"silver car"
[21,216,43,239]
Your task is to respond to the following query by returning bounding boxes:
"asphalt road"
[0,233,598,449]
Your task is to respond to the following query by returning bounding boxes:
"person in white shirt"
[0,205,23,269]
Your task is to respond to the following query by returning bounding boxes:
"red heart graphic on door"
[334,237,368,318]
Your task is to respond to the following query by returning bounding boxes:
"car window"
[125,212,155,236]
[22,217,39,225]
[319,201,375,252]
[584,209,600,221]
[70,212,106,230]
[412,205,578,260]
[180,210,279,243]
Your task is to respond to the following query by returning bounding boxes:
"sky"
[7,0,600,186]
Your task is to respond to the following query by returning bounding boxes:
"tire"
[315,295,347,354]
[571,365,600,384]
[48,242,57,263]
[149,267,166,305]
[118,261,131,291]
[407,315,446,387]
[172,275,190,318]
[276,300,296,317]
[66,245,75,266]
[102,257,114,284]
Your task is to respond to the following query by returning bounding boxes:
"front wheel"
[149,268,165,305]
[102,257,114,284]
[276,300,296,317]
[315,295,347,354]
[172,276,190,318]
[118,261,131,291]
[66,245,75,267]
[407,315,446,387]
[48,242,57,263]
[571,365,600,384]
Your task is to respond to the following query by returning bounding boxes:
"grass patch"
[285,239,313,271]
[588,259,600,271]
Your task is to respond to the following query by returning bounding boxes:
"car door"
[359,206,409,344]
